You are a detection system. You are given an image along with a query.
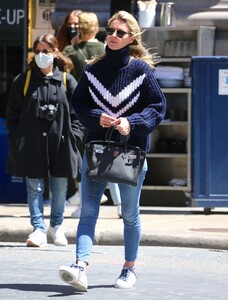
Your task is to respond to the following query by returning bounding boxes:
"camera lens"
[47,112,55,121]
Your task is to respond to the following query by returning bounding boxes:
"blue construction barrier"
[0,118,27,203]
[191,56,228,208]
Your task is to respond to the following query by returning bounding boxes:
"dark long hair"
[56,10,82,51]
[28,33,73,72]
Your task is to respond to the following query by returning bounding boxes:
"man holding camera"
[6,33,84,247]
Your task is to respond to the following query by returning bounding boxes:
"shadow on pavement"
[0,283,82,296]
[140,208,228,215]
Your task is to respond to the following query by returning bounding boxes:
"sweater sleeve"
[127,66,166,136]
[71,68,104,131]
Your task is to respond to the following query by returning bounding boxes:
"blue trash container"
[0,118,27,203]
[191,56,228,209]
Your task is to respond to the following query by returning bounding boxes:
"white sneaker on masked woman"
[48,225,68,246]
[26,228,47,247]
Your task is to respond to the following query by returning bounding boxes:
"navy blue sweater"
[72,45,166,152]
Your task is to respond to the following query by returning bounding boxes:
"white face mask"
[35,52,54,69]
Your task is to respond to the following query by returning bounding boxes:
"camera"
[38,104,58,121]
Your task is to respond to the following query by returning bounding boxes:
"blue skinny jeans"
[26,177,68,233]
[76,155,147,263]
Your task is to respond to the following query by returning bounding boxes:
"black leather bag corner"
[85,126,146,186]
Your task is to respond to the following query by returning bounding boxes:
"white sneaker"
[48,225,68,246]
[71,207,81,218]
[100,194,108,204]
[66,191,80,206]
[117,204,122,218]
[26,228,47,247]
[59,264,88,292]
[115,267,137,289]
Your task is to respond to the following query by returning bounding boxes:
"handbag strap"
[105,125,116,141]
[105,126,128,150]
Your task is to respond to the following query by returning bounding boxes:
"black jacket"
[6,66,84,178]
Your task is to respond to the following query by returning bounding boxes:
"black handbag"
[85,126,146,186]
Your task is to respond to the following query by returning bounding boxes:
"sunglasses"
[106,27,132,38]
[34,49,52,55]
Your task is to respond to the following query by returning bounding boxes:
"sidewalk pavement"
[0,204,228,250]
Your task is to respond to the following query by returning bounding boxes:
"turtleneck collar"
[104,45,131,69]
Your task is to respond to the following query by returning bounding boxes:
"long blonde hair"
[90,10,157,69]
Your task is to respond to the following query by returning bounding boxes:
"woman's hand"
[112,117,131,135]
[100,113,117,128]
[100,114,131,135]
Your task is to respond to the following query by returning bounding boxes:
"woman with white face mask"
[6,33,84,248]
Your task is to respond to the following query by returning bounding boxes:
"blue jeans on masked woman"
[26,177,67,232]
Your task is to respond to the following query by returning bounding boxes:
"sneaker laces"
[70,264,84,272]
[119,268,136,281]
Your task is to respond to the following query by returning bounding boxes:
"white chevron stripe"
[89,87,140,118]
[85,71,146,107]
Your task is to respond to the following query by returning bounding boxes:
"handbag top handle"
[105,126,128,150]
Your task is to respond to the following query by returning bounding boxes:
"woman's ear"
[129,35,135,44]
